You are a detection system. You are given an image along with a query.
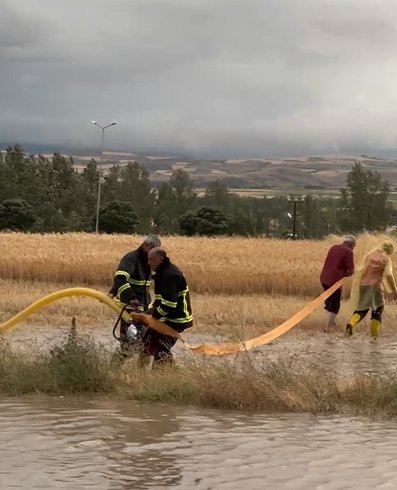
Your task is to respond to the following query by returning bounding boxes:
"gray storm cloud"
[1,0,397,157]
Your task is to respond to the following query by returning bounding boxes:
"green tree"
[98,200,139,234]
[225,196,253,235]
[49,153,77,216]
[204,181,231,209]
[170,169,196,215]
[153,182,178,233]
[79,160,100,230]
[119,162,155,233]
[67,211,83,231]
[103,165,121,204]
[0,146,21,201]
[0,199,36,231]
[50,209,68,232]
[179,206,227,236]
[339,162,391,232]
[302,195,329,239]
[1,146,46,207]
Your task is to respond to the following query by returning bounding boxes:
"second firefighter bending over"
[142,247,193,364]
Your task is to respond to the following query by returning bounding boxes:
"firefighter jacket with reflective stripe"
[109,246,151,307]
[150,257,193,329]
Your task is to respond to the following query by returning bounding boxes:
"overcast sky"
[1,0,397,158]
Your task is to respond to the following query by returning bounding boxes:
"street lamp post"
[91,120,117,233]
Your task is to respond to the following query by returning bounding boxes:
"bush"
[97,200,139,234]
[0,199,36,231]
[0,333,112,395]
[179,206,227,236]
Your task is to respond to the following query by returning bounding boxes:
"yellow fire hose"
[0,281,343,355]
[184,280,343,355]
[0,288,181,339]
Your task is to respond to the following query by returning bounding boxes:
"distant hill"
[5,145,397,191]
[69,152,397,190]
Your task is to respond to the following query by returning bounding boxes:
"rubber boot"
[345,313,361,337]
[370,319,381,339]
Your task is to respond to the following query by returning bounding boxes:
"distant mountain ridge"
[71,152,397,190]
[2,144,397,190]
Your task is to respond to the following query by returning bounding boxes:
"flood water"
[5,325,397,488]
[1,397,397,489]
[11,322,397,377]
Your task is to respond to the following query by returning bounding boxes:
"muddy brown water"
[1,397,397,489]
[9,322,397,377]
[4,325,397,488]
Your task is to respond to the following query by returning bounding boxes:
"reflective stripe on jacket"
[150,257,193,328]
[109,246,151,307]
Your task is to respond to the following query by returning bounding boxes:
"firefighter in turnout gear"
[109,235,161,343]
[143,247,193,365]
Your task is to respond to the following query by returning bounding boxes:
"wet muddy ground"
[8,321,397,377]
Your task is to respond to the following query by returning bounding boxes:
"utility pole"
[292,200,298,240]
[289,198,303,240]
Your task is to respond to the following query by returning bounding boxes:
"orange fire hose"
[133,280,343,355]
[0,281,343,356]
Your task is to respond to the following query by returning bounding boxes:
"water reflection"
[1,398,397,489]
[101,403,183,489]
[0,398,183,489]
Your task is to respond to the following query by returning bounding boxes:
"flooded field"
[1,397,397,489]
[9,321,397,377]
[2,233,397,487]
[3,322,397,488]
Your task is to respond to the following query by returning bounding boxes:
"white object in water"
[126,323,139,342]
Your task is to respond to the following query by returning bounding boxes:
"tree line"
[0,145,393,238]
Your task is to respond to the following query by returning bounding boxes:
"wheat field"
[1,232,396,337]
[2,231,397,411]
[0,232,390,295]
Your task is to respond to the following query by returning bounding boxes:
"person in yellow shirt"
[346,241,397,338]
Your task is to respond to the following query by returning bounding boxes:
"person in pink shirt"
[346,240,397,338]
[320,236,356,331]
